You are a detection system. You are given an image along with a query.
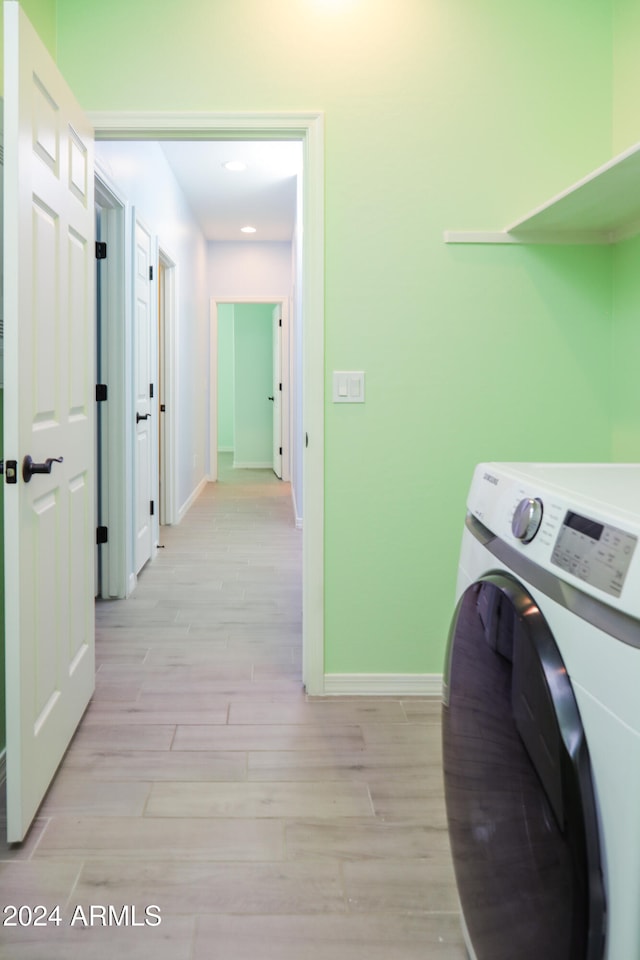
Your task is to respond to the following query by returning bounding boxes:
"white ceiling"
[159,140,302,243]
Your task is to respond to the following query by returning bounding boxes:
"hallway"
[0,463,465,959]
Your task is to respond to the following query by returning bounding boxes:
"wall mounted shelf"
[444,140,640,245]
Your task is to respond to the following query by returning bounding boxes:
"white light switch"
[333,371,365,403]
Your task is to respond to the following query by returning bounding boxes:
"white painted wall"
[208,242,291,298]
[95,141,210,520]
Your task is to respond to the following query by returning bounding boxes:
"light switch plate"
[333,371,365,403]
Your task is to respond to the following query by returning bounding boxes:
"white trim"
[232,461,273,469]
[323,674,444,698]
[157,246,178,525]
[178,475,209,522]
[95,166,130,598]
[90,111,325,697]
[209,300,219,482]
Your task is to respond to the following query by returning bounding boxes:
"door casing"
[95,168,129,598]
[89,111,325,696]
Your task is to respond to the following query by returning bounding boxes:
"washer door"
[442,573,605,960]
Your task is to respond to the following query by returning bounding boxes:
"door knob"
[136,413,151,423]
[22,455,64,483]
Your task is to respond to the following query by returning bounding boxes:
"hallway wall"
[95,140,210,520]
[208,242,292,300]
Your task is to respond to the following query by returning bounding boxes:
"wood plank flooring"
[0,457,467,959]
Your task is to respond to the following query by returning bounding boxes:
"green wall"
[53,0,616,676]
[612,234,640,461]
[233,304,273,467]
[610,0,640,465]
[612,0,640,153]
[217,304,235,453]
[0,0,57,95]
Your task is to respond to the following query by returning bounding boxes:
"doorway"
[210,298,291,489]
[90,112,325,696]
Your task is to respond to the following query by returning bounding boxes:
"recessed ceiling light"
[241,226,257,234]
[223,160,247,172]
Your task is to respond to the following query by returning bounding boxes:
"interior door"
[272,305,282,479]
[133,217,154,573]
[3,1,95,842]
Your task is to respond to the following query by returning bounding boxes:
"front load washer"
[442,462,640,960]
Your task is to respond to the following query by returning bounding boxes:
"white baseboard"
[322,673,443,697]
[233,461,272,469]
[178,476,209,522]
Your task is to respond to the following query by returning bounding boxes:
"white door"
[134,218,154,573]
[272,305,283,479]
[3,1,95,842]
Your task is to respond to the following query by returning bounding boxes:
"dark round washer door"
[442,573,606,960]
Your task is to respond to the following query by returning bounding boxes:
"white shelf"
[445,141,640,245]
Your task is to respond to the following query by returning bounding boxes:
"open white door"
[272,305,283,479]
[3,1,95,842]
[133,217,154,573]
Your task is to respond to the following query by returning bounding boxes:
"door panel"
[134,218,153,573]
[3,1,95,842]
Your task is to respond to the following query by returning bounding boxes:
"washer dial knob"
[512,498,543,543]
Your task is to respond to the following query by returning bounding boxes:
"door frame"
[210,297,291,483]
[95,167,130,598]
[157,246,178,526]
[89,111,325,696]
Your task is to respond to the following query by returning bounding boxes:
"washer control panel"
[551,510,637,598]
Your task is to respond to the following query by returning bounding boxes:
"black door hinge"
[279,446,283,456]
[96,384,108,402]
[150,500,155,516]
[96,526,108,544]
[149,265,154,281]
[150,383,154,399]
[160,404,166,412]
[279,317,282,327]
[279,382,282,391]
[95,241,107,260]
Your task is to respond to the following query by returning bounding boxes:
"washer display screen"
[551,511,637,597]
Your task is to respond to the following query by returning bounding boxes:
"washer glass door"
[442,574,605,960]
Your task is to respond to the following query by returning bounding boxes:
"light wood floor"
[0,457,466,959]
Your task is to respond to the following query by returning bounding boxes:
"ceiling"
[159,140,302,243]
